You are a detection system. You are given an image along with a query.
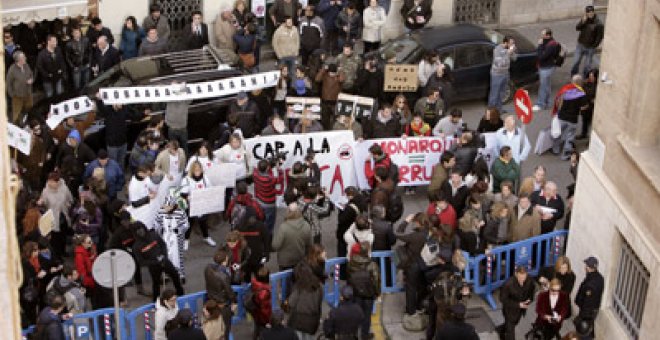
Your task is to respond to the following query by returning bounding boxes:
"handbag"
[239,37,257,68]
[21,279,39,303]
[550,116,562,139]
[393,245,410,269]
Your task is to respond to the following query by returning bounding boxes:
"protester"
[38,172,74,258]
[36,294,71,340]
[36,35,66,98]
[552,75,589,160]
[440,170,470,217]
[434,303,479,340]
[287,261,324,340]
[432,108,463,137]
[229,91,261,138]
[273,16,300,80]
[154,193,190,281]
[428,151,455,199]
[414,88,444,126]
[519,165,546,197]
[488,36,516,111]
[531,181,565,234]
[495,115,531,163]
[249,267,272,339]
[491,146,520,194]
[205,249,236,339]
[477,107,504,133]
[509,193,541,242]
[260,310,298,340]
[395,213,429,317]
[86,17,114,47]
[180,160,216,248]
[298,185,331,244]
[272,203,312,272]
[154,289,179,340]
[578,68,598,139]
[347,242,380,339]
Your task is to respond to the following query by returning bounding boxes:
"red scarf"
[409,122,430,136]
[551,83,584,116]
[29,256,40,273]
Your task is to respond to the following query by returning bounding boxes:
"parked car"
[372,24,538,103]
[29,46,241,151]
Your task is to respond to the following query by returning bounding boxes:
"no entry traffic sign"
[514,89,533,125]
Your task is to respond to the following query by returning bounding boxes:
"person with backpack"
[322,285,365,340]
[364,144,399,190]
[180,160,216,249]
[344,215,374,260]
[45,264,86,315]
[35,294,71,340]
[298,185,332,244]
[336,187,367,276]
[237,213,270,284]
[226,181,265,230]
[205,250,236,340]
[533,28,563,112]
[288,263,324,340]
[347,242,380,339]
[245,267,272,340]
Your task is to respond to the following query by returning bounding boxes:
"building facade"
[566,0,660,339]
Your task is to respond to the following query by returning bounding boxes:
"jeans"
[571,43,596,76]
[488,73,509,111]
[107,144,127,169]
[404,261,424,315]
[279,56,297,80]
[552,119,577,159]
[536,67,555,109]
[43,79,64,98]
[71,66,91,92]
[168,127,189,156]
[262,206,277,235]
[355,297,375,337]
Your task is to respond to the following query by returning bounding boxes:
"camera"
[266,151,288,167]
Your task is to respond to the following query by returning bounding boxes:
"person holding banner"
[186,141,217,173]
[216,133,252,208]
[180,161,217,249]
[50,110,97,146]
[333,113,364,140]
[364,104,402,139]
[393,94,414,126]
[404,112,432,137]
[364,144,399,189]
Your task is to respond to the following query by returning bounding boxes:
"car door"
[451,43,494,100]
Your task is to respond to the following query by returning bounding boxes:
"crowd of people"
[5,2,607,340]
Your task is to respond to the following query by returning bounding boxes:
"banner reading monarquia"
[354,137,458,188]
[244,131,356,206]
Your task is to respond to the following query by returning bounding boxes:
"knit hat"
[67,129,81,144]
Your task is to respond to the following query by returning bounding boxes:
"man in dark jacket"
[95,100,144,168]
[571,5,604,76]
[36,35,66,98]
[435,303,479,340]
[355,56,384,102]
[183,11,209,50]
[534,28,561,111]
[269,0,302,26]
[229,91,261,138]
[65,27,91,91]
[553,75,589,160]
[36,294,70,340]
[83,150,125,200]
[401,0,432,31]
[56,129,96,198]
[205,249,236,339]
[260,310,298,340]
[575,256,604,338]
[323,285,365,339]
[299,6,325,65]
[440,170,470,217]
[335,4,361,49]
[167,309,206,340]
[317,0,346,55]
[449,132,479,176]
[90,36,120,78]
[132,222,184,301]
[498,266,536,340]
[364,104,402,139]
[530,181,565,234]
[86,17,114,48]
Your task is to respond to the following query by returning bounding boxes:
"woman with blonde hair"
[180,160,216,248]
[539,256,576,295]
[519,165,547,196]
[392,94,413,126]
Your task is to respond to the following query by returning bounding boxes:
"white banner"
[478,132,498,169]
[244,131,356,205]
[7,123,32,155]
[46,96,96,129]
[100,71,280,105]
[354,136,457,188]
[286,97,322,120]
[206,163,238,188]
[189,186,226,217]
[336,93,375,120]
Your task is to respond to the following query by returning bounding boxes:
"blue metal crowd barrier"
[20,250,417,339]
[465,230,568,310]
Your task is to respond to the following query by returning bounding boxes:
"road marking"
[372,299,387,340]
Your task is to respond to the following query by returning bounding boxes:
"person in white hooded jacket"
[362,0,386,53]
[180,160,216,249]
[343,215,374,260]
[154,289,179,340]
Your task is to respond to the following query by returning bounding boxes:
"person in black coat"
[86,17,114,48]
[435,303,479,340]
[132,221,184,301]
[336,187,365,275]
[167,309,207,340]
[237,215,270,283]
[36,295,71,340]
[229,92,261,138]
[575,256,604,338]
[95,99,144,168]
[364,105,403,139]
[36,35,67,98]
[355,57,385,103]
[498,266,536,340]
[260,310,299,340]
[322,286,365,339]
[450,132,479,177]
[183,11,209,50]
[400,0,432,31]
[90,36,120,78]
[440,170,470,217]
[530,182,565,234]
[17,21,45,68]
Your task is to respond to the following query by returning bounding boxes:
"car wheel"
[502,80,516,104]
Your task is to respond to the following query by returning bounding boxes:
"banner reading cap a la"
[354,137,457,189]
[244,131,356,206]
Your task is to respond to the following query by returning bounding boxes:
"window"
[454,44,491,69]
[612,240,649,340]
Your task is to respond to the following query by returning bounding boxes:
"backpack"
[230,203,248,230]
[45,277,71,306]
[386,191,404,223]
[549,41,567,67]
[348,266,377,298]
[243,287,266,315]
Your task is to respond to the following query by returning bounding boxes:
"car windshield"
[379,37,421,62]
[121,57,175,84]
[484,29,506,44]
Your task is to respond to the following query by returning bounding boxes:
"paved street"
[119,13,603,339]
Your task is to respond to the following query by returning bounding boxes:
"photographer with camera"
[305,149,322,187]
[253,158,285,235]
[298,184,332,244]
[284,161,310,205]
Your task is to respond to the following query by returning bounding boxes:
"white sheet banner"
[354,136,457,188]
[100,71,280,105]
[7,123,32,155]
[46,96,96,129]
[206,163,239,188]
[478,132,498,169]
[189,186,226,217]
[244,131,356,206]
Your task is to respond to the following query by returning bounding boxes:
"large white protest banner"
[189,186,226,217]
[354,136,457,188]
[46,96,96,129]
[244,131,356,205]
[100,71,280,105]
[206,163,238,188]
[7,123,32,155]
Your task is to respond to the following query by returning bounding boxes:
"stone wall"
[498,0,590,26]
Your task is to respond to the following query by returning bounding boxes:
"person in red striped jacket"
[252,159,285,235]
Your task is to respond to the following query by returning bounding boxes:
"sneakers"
[532,105,542,112]
[183,240,189,251]
[204,237,217,247]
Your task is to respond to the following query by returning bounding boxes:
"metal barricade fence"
[465,230,568,309]
[21,250,410,339]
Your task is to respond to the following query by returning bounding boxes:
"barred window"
[612,240,649,339]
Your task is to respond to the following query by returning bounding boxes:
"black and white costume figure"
[154,191,190,279]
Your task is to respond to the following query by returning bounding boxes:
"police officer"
[575,256,604,338]
[323,285,365,339]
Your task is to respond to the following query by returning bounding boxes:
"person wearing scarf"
[405,113,431,136]
[550,74,589,160]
